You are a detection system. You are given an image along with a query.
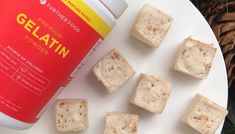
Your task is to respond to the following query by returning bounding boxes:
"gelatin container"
[0,0,127,129]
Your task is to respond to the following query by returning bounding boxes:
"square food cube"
[93,49,135,93]
[182,94,228,134]
[55,99,88,132]
[131,74,172,114]
[173,37,217,79]
[131,4,173,48]
[104,112,138,134]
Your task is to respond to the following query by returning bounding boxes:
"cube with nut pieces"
[173,37,217,79]
[182,94,228,134]
[131,74,172,114]
[131,4,173,48]
[55,99,88,132]
[93,49,135,93]
[104,112,138,134]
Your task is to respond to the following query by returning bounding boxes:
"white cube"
[131,74,172,114]
[55,99,88,132]
[104,112,138,134]
[173,37,217,79]
[182,94,228,134]
[131,4,173,48]
[93,49,135,93]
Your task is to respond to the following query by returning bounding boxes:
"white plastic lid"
[100,0,128,19]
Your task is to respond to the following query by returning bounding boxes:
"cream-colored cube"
[131,4,173,48]
[55,99,88,132]
[104,112,138,134]
[182,94,228,134]
[173,37,217,79]
[131,74,172,114]
[93,49,135,93]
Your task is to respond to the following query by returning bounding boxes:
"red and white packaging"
[0,0,127,129]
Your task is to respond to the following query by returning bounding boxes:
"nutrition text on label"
[0,45,51,95]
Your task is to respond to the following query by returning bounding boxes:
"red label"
[0,0,104,123]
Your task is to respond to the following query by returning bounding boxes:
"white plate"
[0,0,228,134]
